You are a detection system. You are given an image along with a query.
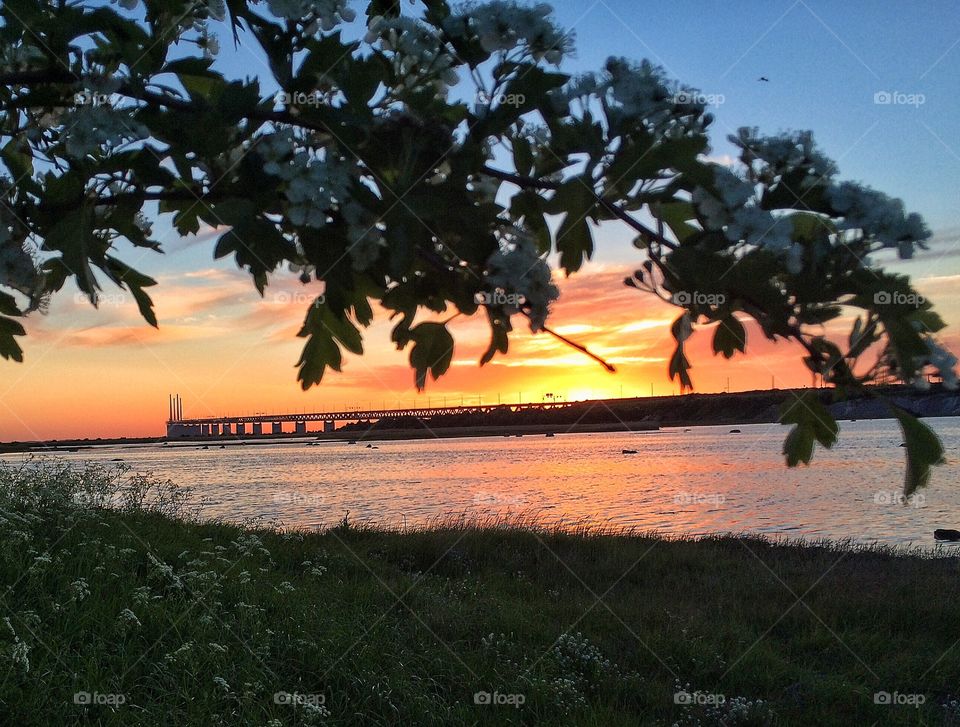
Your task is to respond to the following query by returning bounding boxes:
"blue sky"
[553,0,959,233]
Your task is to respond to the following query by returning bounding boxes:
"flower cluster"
[443,1,573,64]
[482,228,559,331]
[0,42,45,71]
[3,617,30,674]
[732,127,836,187]
[258,130,353,229]
[265,0,355,33]
[365,16,459,93]
[692,166,793,252]
[57,106,148,158]
[826,181,929,256]
[552,58,707,137]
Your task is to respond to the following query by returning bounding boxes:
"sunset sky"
[3,0,959,441]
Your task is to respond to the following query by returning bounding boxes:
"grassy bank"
[1,462,959,725]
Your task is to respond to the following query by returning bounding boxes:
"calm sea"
[8,418,960,548]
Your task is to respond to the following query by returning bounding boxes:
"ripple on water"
[8,419,960,549]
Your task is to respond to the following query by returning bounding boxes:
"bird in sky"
[758,76,770,82]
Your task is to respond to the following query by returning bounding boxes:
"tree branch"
[482,164,679,251]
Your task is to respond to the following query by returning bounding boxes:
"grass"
[1,461,959,725]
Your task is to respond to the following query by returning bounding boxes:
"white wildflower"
[117,608,141,629]
[3,619,30,674]
[69,578,91,602]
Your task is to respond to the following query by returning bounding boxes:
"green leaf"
[103,256,158,327]
[296,301,364,389]
[0,316,26,363]
[888,405,945,496]
[549,180,596,273]
[556,213,593,273]
[409,322,454,389]
[668,344,692,390]
[654,202,698,244]
[779,392,838,466]
[713,316,746,358]
[782,425,815,467]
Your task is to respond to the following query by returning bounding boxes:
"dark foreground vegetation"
[1,461,959,726]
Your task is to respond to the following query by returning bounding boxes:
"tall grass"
[0,458,958,725]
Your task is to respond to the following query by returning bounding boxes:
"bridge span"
[165,394,577,438]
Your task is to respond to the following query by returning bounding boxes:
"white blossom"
[365,16,459,93]
[733,127,835,180]
[117,608,141,629]
[826,181,929,255]
[258,130,353,230]
[726,206,792,250]
[483,229,559,331]
[693,166,792,251]
[59,106,149,158]
[267,0,354,30]
[69,578,91,602]
[443,2,573,64]
[0,43,45,72]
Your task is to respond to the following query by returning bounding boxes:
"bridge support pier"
[272,422,282,435]
[324,419,335,433]
[236,422,246,436]
[252,422,262,435]
[295,421,306,435]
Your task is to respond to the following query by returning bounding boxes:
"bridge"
[165,394,577,438]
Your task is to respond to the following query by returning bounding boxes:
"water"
[8,418,960,548]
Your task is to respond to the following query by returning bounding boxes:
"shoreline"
[5,487,959,725]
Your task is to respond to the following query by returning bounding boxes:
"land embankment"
[1,461,959,725]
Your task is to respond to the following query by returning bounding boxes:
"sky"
[2,0,959,441]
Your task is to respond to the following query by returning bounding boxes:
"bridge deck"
[168,401,576,425]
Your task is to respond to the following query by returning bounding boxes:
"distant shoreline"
[4,383,958,454]
[0,420,660,453]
